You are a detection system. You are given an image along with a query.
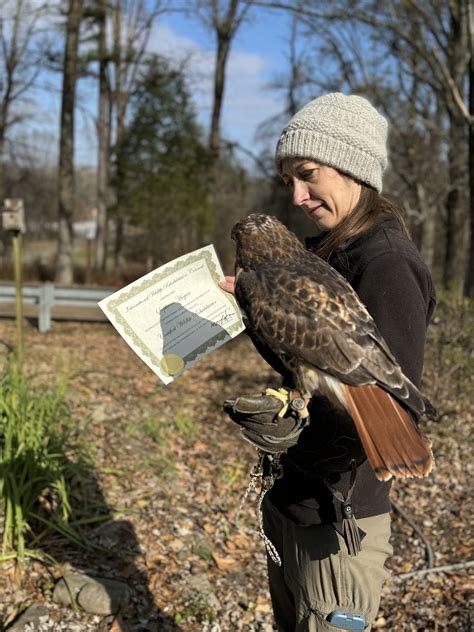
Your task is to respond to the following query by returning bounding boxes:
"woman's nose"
[292,179,309,206]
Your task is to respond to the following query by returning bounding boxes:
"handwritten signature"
[211,311,233,327]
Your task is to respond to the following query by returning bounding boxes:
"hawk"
[231,213,435,481]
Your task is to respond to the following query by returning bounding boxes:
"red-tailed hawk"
[231,213,435,481]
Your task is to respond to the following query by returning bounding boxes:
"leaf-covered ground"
[0,308,472,631]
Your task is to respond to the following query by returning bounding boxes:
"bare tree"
[254,0,472,291]
[257,11,312,141]
[78,0,167,272]
[56,0,84,284]
[0,0,46,202]
[256,13,319,236]
[107,0,167,272]
[465,0,474,297]
[440,0,470,291]
[192,0,251,158]
[94,0,109,271]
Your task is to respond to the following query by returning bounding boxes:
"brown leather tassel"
[324,461,363,556]
[341,499,362,556]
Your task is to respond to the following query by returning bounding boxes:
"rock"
[186,573,221,613]
[187,573,213,594]
[91,403,110,423]
[53,573,90,606]
[12,590,27,603]
[8,604,49,631]
[93,519,135,550]
[53,572,130,615]
[77,579,131,615]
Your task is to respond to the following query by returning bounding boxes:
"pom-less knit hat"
[275,93,388,192]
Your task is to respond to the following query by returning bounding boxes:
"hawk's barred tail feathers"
[341,384,434,481]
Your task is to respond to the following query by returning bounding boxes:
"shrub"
[0,361,96,563]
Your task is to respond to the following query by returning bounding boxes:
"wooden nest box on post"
[2,198,26,365]
[2,199,26,234]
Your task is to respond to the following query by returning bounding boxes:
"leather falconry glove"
[223,387,310,453]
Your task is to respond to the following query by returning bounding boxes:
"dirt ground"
[0,316,472,631]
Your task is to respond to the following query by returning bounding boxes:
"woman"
[221,93,436,631]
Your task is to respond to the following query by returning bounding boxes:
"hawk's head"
[231,214,305,270]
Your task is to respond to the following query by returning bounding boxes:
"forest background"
[1,0,473,295]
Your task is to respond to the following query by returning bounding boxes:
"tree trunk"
[0,128,5,207]
[443,116,469,291]
[417,182,436,271]
[464,1,474,298]
[208,0,247,159]
[0,130,5,265]
[209,33,231,158]
[443,4,469,291]
[0,0,24,204]
[112,0,128,273]
[467,117,474,298]
[0,70,7,207]
[56,0,83,284]
[95,0,109,272]
[113,94,127,273]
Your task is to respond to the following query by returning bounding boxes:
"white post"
[39,283,54,333]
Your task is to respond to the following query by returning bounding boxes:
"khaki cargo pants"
[263,498,393,631]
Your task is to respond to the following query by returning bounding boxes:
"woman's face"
[280,158,362,231]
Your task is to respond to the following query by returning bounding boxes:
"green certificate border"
[106,247,244,374]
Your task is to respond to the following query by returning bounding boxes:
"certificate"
[98,245,245,384]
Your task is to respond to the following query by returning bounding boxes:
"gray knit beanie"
[275,93,388,192]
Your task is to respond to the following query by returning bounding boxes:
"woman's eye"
[300,169,317,179]
[283,180,293,188]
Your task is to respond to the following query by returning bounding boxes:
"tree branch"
[391,499,434,568]
[251,0,472,122]
[394,560,474,580]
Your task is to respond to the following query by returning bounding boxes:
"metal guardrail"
[0,282,114,332]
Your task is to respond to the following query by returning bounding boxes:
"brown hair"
[315,183,410,261]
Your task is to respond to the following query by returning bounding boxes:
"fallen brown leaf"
[211,551,241,572]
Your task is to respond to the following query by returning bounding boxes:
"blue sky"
[158,6,292,144]
[12,3,395,170]
[71,5,294,165]
[13,3,296,167]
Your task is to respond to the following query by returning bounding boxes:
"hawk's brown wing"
[232,214,433,480]
[235,259,422,412]
[235,259,434,480]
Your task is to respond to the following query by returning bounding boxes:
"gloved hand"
[223,387,310,453]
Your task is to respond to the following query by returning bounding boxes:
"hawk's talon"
[264,386,310,419]
[265,387,291,418]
